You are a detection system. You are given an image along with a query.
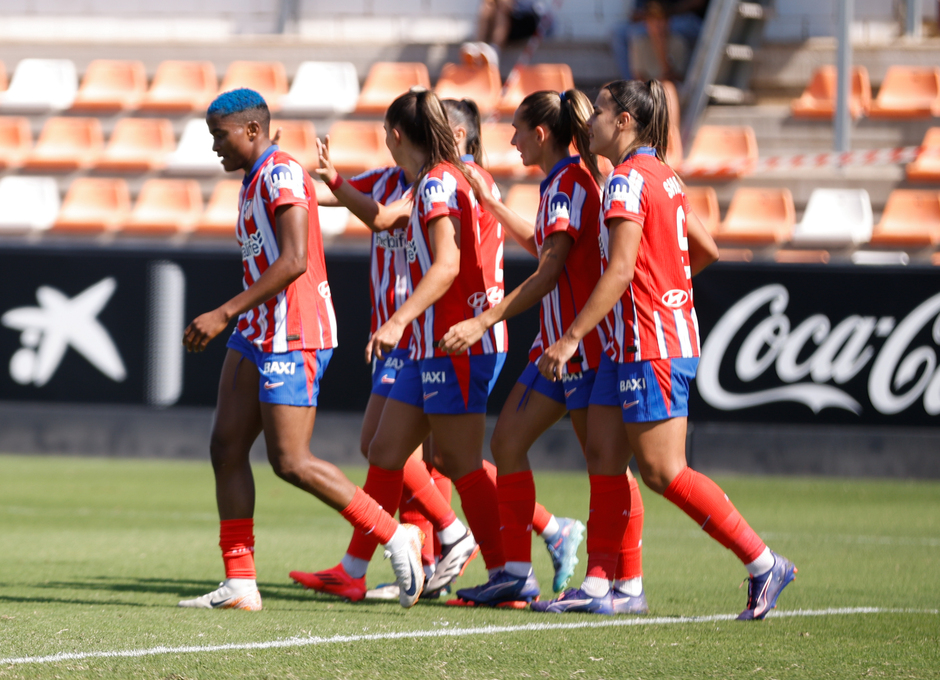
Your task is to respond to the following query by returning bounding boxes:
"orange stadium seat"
[481,122,536,179]
[326,121,394,176]
[0,116,32,169]
[124,179,204,235]
[681,125,758,179]
[685,185,720,236]
[96,118,176,172]
[23,116,103,171]
[0,61,7,91]
[70,59,147,113]
[53,178,131,233]
[220,61,288,112]
[496,64,575,115]
[269,119,318,170]
[906,127,940,183]
[715,187,795,244]
[663,80,683,168]
[195,180,241,236]
[139,61,217,113]
[434,63,502,115]
[356,62,431,115]
[869,66,940,119]
[790,65,871,119]
[870,189,940,246]
[504,183,541,226]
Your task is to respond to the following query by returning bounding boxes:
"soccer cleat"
[529,587,615,615]
[736,552,798,621]
[385,523,426,608]
[425,529,477,593]
[289,563,366,602]
[366,582,450,601]
[178,580,262,611]
[612,588,650,615]
[455,569,541,607]
[545,517,585,592]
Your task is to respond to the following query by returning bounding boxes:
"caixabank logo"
[695,282,940,424]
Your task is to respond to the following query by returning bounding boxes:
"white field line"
[2,607,936,666]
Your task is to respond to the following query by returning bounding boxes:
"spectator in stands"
[611,0,708,82]
[461,0,546,69]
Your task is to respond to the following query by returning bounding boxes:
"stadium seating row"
[792,65,940,120]
[1,175,937,249]
[0,58,574,117]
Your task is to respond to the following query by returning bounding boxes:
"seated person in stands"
[461,0,547,69]
[611,0,708,82]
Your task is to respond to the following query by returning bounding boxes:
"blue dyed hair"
[207,88,270,125]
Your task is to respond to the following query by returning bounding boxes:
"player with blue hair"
[178,88,425,612]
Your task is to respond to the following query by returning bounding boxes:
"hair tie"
[559,91,567,103]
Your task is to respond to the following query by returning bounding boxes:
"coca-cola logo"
[697,284,940,416]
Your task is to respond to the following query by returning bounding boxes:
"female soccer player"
[178,88,424,611]
[533,80,796,618]
[439,89,647,612]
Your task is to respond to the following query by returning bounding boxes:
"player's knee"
[358,432,372,460]
[636,463,670,495]
[268,450,303,485]
[489,427,524,468]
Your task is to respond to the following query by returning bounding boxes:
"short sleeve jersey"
[235,146,337,353]
[406,161,505,360]
[348,166,413,349]
[599,147,700,363]
[528,156,604,373]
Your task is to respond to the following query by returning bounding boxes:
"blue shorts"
[517,361,596,412]
[226,332,332,407]
[370,347,413,398]
[388,353,506,414]
[589,352,698,423]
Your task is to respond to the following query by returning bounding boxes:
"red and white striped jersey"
[406,161,507,359]
[599,147,700,363]
[348,166,412,349]
[528,156,605,372]
[234,146,338,353]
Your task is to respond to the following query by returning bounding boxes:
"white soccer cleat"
[385,524,425,608]
[178,579,262,611]
[425,529,477,593]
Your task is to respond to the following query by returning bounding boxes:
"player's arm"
[315,136,410,233]
[466,165,537,257]
[687,209,719,276]
[538,217,642,380]
[440,231,572,354]
[314,180,340,207]
[366,214,460,362]
[183,204,308,352]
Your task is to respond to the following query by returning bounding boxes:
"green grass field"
[0,453,937,679]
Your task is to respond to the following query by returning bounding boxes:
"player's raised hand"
[271,126,283,145]
[183,308,230,353]
[314,136,337,185]
[439,317,486,354]
[365,319,405,363]
[537,335,579,382]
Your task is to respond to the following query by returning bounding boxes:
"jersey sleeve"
[543,173,590,242]
[419,167,462,224]
[348,167,386,194]
[263,156,310,211]
[603,165,648,229]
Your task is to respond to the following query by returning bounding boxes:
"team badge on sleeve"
[605,169,644,214]
[547,192,571,225]
[268,161,306,199]
[421,172,459,215]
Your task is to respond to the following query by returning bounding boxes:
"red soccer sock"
[220,518,256,580]
[429,466,451,557]
[586,474,631,581]
[531,500,552,536]
[400,488,435,567]
[403,455,458,533]
[497,470,536,564]
[616,476,644,580]
[663,466,766,564]
[342,470,402,554]
[454,467,505,570]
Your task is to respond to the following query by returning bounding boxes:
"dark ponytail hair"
[386,88,464,186]
[441,98,484,166]
[517,88,602,184]
[603,79,670,164]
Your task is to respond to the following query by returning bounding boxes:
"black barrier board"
[690,264,940,427]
